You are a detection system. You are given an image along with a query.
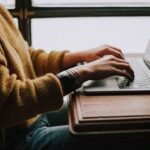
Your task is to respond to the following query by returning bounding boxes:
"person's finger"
[101,47,125,60]
[112,68,134,81]
[111,62,134,79]
[105,45,125,59]
[108,45,124,55]
[112,62,134,77]
[105,55,129,64]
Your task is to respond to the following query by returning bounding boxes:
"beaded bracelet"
[56,69,82,95]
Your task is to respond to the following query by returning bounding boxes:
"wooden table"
[69,91,150,136]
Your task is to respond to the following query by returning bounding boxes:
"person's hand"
[80,45,125,62]
[63,45,125,69]
[72,55,134,83]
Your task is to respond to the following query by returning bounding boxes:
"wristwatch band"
[56,69,82,95]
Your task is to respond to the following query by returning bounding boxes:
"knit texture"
[0,4,67,146]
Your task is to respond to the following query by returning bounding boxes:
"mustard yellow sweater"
[0,4,67,145]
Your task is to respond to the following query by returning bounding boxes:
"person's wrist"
[72,65,92,83]
[56,68,83,95]
[67,69,82,87]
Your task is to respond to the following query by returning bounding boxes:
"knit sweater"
[0,4,67,146]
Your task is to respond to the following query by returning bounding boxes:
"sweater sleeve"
[0,52,64,128]
[29,47,69,76]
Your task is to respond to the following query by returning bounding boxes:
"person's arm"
[0,46,134,128]
[63,45,125,69]
[57,45,134,96]
[0,51,64,128]
[57,54,134,95]
[29,47,69,76]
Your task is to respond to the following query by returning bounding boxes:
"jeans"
[4,100,150,150]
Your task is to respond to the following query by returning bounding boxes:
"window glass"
[13,18,18,28]
[31,17,150,53]
[32,0,150,7]
[0,0,15,9]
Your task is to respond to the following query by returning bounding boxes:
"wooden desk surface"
[77,94,150,119]
[69,92,150,135]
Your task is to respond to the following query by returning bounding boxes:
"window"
[13,18,18,27]
[2,0,150,53]
[32,17,150,53]
[32,0,150,7]
[0,0,15,9]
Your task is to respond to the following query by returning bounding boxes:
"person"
[0,3,143,150]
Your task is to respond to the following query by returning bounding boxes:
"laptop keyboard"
[115,59,150,89]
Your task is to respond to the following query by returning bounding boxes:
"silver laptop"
[83,40,150,95]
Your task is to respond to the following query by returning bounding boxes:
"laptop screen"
[143,39,150,68]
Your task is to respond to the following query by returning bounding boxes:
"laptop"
[83,40,150,95]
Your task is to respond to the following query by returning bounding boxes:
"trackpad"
[83,77,119,92]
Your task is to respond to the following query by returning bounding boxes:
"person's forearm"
[63,51,85,69]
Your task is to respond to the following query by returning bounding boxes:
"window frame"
[7,0,150,45]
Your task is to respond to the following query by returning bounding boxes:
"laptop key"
[115,59,150,89]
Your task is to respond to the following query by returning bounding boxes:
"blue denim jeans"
[4,103,150,150]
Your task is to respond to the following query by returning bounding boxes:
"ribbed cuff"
[33,73,64,113]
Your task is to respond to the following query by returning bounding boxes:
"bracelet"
[56,69,82,95]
